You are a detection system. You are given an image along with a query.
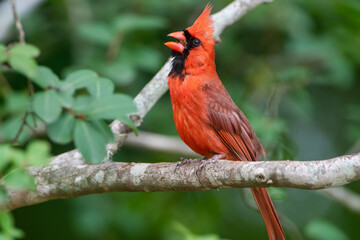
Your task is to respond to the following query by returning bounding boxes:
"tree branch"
[2,152,360,210]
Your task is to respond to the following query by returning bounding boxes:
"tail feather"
[251,188,285,240]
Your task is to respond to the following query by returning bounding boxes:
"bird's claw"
[174,156,204,173]
[195,154,225,177]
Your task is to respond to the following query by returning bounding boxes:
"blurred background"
[1,0,360,239]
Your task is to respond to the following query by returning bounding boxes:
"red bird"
[165,5,285,240]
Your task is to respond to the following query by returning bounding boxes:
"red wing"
[204,82,264,162]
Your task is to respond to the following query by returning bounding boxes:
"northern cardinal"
[165,5,285,240]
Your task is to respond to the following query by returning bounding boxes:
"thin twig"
[11,111,29,144]
[10,0,25,44]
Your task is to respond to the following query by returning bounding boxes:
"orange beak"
[164,31,186,53]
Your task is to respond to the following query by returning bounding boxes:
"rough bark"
[3,152,360,210]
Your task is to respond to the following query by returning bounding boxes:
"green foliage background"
[1,0,360,239]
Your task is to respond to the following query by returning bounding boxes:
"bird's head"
[165,4,215,77]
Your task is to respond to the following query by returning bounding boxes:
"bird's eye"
[192,38,200,47]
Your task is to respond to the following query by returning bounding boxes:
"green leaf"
[87,77,114,98]
[113,14,167,32]
[85,94,136,120]
[9,44,40,58]
[74,120,108,163]
[77,22,115,46]
[304,219,349,240]
[73,95,94,113]
[25,140,51,166]
[56,91,74,108]
[0,44,6,63]
[0,211,15,234]
[32,66,61,89]
[48,112,76,144]
[3,168,36,191]
[33,90,62,123]
[0,211,24,238]
[8,54,37,78]
[92,120,114,142]
[61,70,98,94]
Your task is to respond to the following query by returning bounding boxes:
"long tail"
[251,188,285,240]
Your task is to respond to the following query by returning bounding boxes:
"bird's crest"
[187,4,214,43]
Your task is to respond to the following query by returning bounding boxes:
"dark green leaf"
[33,90,62,123]
[74,120,108,163]
[9,44,40,57]
[87,77,114,98]
[48,112,76,144]
[32,66,61,89]
[3,168,36,191]
[85,94,136,120]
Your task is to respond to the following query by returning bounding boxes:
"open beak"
[164,31,186,53]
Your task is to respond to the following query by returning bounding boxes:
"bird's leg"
[196,154,225,176]
[175,156,205,172]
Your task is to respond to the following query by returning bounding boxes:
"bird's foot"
[175,156,205,173]
[196,154,225,176]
